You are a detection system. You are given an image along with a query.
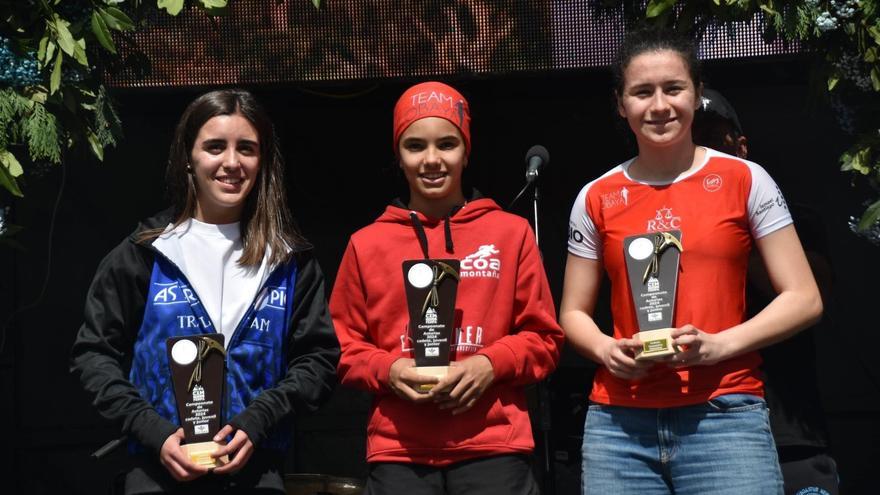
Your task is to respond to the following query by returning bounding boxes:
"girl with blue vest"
[71,89,340,494]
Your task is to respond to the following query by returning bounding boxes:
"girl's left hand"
[430,355,495,415]
[210,425,255,474]
[668,324,731,368]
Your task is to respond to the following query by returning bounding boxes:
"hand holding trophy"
[167,334,230,467]
[623,230,683,360]
[402,259,461,391]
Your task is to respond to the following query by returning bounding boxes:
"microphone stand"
[508,173,554,495]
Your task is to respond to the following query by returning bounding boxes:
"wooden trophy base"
[415,365,449,392]
[184,441,229,468]
[634,328,677,360]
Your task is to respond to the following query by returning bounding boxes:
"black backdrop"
[4,57,880,494]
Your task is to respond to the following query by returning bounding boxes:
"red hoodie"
[330,197,563,466]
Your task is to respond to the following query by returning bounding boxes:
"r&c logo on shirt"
[647,207,681,232]
[460,245,501,279]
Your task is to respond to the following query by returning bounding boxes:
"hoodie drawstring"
[444,216,454,253]
[410,205,463,259]
[410,212,430,259]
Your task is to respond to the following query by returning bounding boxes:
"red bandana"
[393,81,471,155]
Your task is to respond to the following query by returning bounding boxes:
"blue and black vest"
[129,253,298,452]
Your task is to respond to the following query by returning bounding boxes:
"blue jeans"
[581,394,784,495]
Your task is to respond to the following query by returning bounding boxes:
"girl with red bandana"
[330,81,563,494]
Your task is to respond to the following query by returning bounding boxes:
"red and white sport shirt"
[568,148,792,408]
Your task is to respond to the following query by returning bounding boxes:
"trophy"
[167,334,229,467]
[623,230,683,360]
[402,259,460,391]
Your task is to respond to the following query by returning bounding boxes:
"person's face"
[398,117,467,207]
[190,113,261,224]
[617,49,701,150]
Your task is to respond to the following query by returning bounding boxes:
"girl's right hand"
[159,428,209,482]
[388,358,439,403]
[599,336,654,380]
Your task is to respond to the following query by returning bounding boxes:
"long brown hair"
[141,89,306,266]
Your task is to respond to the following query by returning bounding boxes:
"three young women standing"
[72,30,824,495]
[560,29,822,494]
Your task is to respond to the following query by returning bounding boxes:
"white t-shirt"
[153,218,272,346]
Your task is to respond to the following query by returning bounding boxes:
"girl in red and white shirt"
[560,29,821,495]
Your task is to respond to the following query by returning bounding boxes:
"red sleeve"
[330,240,399,394]
[477,223,563,385]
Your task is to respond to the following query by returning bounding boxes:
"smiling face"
[617,49,701,151]
[398,117,467,216]
[190,113,261,224]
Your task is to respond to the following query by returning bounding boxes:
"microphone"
[525,145,549,183]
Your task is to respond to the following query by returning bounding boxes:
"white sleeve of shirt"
[745,161,793,239]
[568,183,602,259]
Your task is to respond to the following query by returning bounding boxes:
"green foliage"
[858,199,880,231]
[157,0,185,16]
[0,0,321,201]
[23,102,61,163]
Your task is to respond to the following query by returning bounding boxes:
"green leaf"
[199,0,228,7]
[157,0,185,16]
[23,102,61,163]
[840,151,854,172]
[857,199,880,231]
[865,47,878,63]
[759,4,778,16]
[94,86,123,148]
[850,147,872,175]
[872,66,880,92]
[100,7,135,32]
[37,35,49,63]
[50,51,62,94]
[43,40,56,69]
[646,0,677,18]
[91,11,117,54]
[53,15,76,56]
[827,73,840,91]
[87,131,104,161]
[0,154,24,197]
[311,0,321,8]
[869,26,880,45]
[73,37,89,66]
[0,150,23,177]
